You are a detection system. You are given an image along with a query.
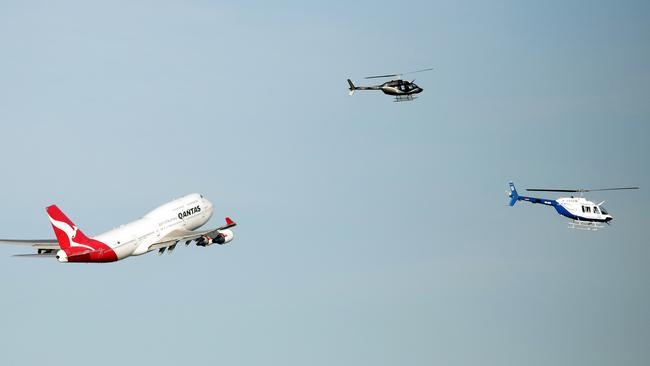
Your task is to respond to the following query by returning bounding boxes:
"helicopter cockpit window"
[600,206,608,214]
[593,207,600,214]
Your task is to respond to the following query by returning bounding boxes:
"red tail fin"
[46,205,93,250]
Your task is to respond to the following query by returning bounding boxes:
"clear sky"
[1,1,649,365]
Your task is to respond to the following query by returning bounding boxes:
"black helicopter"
[347,68,433,102]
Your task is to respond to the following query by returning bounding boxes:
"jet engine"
[195,229,234,246]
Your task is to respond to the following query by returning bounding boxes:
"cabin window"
[593,207,600,214]
[581,206,585,213]
[585,206,591,213]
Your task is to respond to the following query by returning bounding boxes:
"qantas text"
[178,206,201,219]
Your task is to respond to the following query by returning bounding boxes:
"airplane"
[0,193,237,262]
[347,67,433,102]
[507,182,638,230]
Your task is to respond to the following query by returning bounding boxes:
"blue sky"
[1,1,649,365]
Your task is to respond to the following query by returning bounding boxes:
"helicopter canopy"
[386,80,419,90]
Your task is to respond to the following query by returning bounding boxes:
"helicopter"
[507,182,639,230]
[347,68,433,102]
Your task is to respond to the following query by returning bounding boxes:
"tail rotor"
[347,79,356,96]
[508,182,519,206]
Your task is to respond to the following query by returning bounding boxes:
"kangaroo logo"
[48,216,94,251]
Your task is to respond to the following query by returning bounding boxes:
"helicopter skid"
[568,220,605,231]
[394,95,417,102]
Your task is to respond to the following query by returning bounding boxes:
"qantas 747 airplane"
[0,193,236,263]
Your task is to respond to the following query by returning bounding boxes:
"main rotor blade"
[403,67,434,75]
[584,187,639,192]
[526,187,639,193]
[364,68,433,80]
[365,74,399,79]
[526,189,580,192]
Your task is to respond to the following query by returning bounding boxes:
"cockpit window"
[593,207,600,214]
[599,206,608,214]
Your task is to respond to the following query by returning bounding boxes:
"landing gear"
[568,220,605,231]
[394,95,417,102]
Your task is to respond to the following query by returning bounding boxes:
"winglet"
[218,217,237,230]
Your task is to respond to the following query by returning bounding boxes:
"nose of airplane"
[201,197,214,213]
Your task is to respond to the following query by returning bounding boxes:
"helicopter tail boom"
[508,181,555,207]
[347,79,381,95]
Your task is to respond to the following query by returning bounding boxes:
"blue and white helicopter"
[507,182,638,230]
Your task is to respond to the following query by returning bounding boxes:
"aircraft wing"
[13,252,58,258]
[147,217,237,252]
[0,238,60,250]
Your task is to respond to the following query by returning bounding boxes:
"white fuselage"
[93,193,214,260]
[556,196,612,222]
